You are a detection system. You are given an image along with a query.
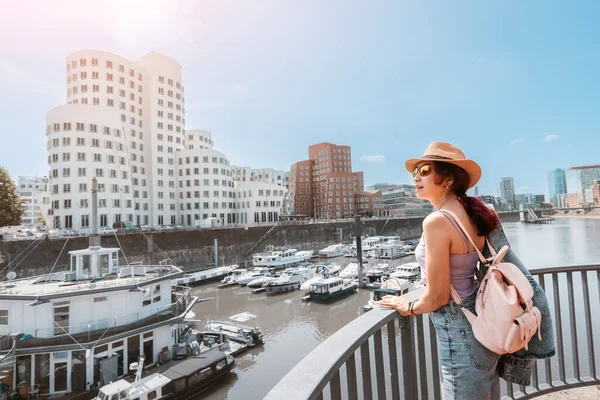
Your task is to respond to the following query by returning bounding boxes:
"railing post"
[399,315,418,399]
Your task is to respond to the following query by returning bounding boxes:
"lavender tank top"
[416,212,480,300]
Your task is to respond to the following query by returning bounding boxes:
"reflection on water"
[194,219,600,400]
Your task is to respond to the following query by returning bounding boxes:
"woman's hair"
[432,161,500,236]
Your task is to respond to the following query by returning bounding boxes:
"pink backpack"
[440,210,542,355]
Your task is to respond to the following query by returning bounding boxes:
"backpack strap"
[437,210,496,305]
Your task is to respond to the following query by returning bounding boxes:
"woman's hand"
[378,295,410,316]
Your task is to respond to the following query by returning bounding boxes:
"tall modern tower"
[569,165,600,205]
[500,177,515,210]
[47,50,186,230]
[547,168,567,206]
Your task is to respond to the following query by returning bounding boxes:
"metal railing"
[265,264,600,400]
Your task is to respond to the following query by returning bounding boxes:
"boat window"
[174,377,186,393]
[189,367,212,387]
[99,254,110,276]
[147,390,157,400]
[216,360,228,370]
[81,254,91,278]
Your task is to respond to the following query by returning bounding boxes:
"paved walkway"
[534,385,600,399]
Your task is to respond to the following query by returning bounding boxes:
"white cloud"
[511,138,525,145]
[546,134,560,141]
[360,155,386,164]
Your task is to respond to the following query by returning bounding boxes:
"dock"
[217,282,238,289]
[521,208,555,224]
[523,218,555,224]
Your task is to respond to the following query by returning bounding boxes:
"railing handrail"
[265,308,398,400]
[266,263,600,400]
[528,262,600,275]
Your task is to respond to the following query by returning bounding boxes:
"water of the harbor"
[192,218,600,400]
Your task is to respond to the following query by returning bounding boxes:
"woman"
[378,142,501,400]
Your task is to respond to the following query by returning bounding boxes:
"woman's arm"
[379,214,452,315]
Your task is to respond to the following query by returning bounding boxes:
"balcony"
[266,264,599,400]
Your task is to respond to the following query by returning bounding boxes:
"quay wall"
[0,213,521,278]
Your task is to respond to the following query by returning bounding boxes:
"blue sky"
[1,1,599,197]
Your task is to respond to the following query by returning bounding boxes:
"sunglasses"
[412,164,433,178]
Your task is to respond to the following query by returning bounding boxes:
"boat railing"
[265,263,600,400]
[17,290,193,341]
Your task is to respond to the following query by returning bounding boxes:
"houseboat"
[252,248,314,269]
[0,179,196,398]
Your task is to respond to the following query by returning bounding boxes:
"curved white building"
[61,50,186,227]
[176,130,235,226]
[234,181,286,226]
[46,104,135,230]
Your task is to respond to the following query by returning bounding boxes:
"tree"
[0,167,24,227]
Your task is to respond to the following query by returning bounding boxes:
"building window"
[0,310,8,325]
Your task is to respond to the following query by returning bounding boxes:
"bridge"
[266,263,599,399]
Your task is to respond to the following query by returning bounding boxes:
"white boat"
[361,236,385,251]
[221,268,249,284]
[246,269,280,288]
[309,277,358,303]
[344,245,357,257]
[390,262,421,280]
[339,261,368,279]
[0,179,196,397]
[363,277,424,311]
[204,312,264,347]
[173,264,238,287]
[365,263,392,283]
[264,269,306,294]
[93,347,236,400]
[252,248,314,269]
[377,242,406,259]
[318,243,348,258]
[236,267,276,286]
[300,264,342,291]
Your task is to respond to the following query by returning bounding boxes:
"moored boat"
[318,243,348,258]
[93,346,236,400]
[309,277,358,303]
[264,269,306,294]
[252,248,314,269]
[173,264,239,287]
[390,262,421,281]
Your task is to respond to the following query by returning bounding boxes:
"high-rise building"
[47,50,186,230]
[17,176,51,227]
[499,177,515,210]
[289,142,381,218]
[547,168,567,206]
[569,165,600,205]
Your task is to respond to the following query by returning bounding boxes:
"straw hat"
[405,142,481,189]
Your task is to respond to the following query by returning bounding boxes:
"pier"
[522,208,555,224]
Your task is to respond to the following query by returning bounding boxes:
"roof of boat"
[0,266,181,298]
[98,379,132,394]
[162,348,227,380]
[128,374,171,396]
[311,277,344,285]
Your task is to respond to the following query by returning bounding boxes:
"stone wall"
[0,213,519,278]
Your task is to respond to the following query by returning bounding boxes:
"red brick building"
[289,160,314,216]
[289,142,377,218]
[354,190,384,216]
